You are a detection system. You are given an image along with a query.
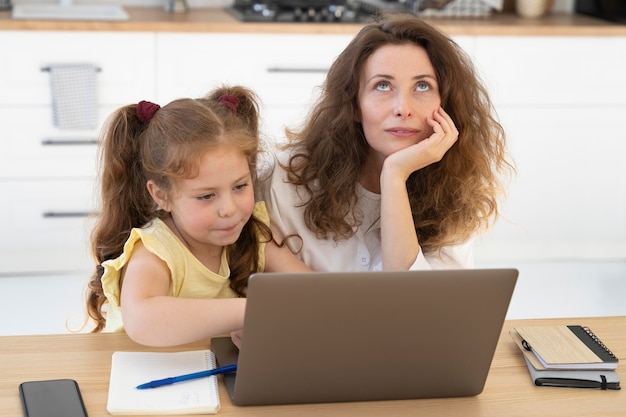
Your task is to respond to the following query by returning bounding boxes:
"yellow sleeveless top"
[101,202,268,332]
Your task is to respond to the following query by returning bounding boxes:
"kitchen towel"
[48,63,99,130]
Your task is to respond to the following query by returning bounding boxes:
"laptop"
[211,268,518,406]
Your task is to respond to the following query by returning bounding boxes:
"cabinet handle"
[42,211,93,218]
[41,66,101,72]
[266,67,328,73]
[41,139,98,146]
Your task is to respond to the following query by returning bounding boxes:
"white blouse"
[258,152,475,272]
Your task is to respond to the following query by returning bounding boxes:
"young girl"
[86,85,308,347]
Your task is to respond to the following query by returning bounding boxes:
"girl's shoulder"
[253,201,269,226]
[132,218,192,263]
[117,219,173,256]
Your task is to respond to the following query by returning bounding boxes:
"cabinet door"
[470,36,626,262]
[0,179,96,273]
[0,107,116,178]
[0,31,155,106]
[156,33,353,143]
[472,36,626,106]
[474,102,626,261]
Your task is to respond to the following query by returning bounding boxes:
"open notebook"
[107,350,220,415]
[212,268,518,406]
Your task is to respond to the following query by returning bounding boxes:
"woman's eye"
[416,81,431,92]
[375,81,391,91]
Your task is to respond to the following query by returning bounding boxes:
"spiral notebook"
[510,330,620,390]
[106,350,220,415]
[522,355,620,390]
[514,325,619,370]
[212,268,518,406]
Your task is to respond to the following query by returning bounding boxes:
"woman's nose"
[394,93,414,118]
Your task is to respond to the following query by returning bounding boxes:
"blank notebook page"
[107,350,220,415]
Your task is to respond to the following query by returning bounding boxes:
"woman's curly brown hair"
[281,12,514,254]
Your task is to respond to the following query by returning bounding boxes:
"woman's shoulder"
[259,149,290,174]
[257,150,292,196]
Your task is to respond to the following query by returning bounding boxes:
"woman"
[260,12,513,272]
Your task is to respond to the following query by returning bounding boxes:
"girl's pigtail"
[87,103,157,332]
[210,86,260,139]
[217,95,240,114]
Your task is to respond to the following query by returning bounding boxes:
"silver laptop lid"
[214,268,518,406]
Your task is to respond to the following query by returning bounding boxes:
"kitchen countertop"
[1,7,626,36]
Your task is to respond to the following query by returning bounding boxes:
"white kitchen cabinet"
[0,31,156,106]
[477,106,626,260]
[0,179,96,273]
[0,31,156,274]
[1,29,624,272]
[155,33,353,144]
[471,36,626,107]
[470,36,626,262]
[0,107,113,178]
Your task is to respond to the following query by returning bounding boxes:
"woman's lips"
[386,127,420,138]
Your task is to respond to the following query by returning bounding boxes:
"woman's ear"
[147,180,170,212]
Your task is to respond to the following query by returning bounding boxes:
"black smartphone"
[19,379,88,417]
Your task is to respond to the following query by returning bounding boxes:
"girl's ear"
[147,180,170,212]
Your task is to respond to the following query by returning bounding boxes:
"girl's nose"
[218,195,237,218]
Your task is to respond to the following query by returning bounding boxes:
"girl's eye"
[199,193,215,201]
[375,81,391,91]
[234,183,249,191]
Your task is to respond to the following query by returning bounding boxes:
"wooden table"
[2,316,625,416]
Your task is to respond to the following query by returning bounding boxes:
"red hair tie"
[218,95,239,114]
[136,100,161,123]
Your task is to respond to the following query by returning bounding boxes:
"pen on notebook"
[136,363,237,389]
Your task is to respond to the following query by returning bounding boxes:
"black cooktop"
[227,0,400,23]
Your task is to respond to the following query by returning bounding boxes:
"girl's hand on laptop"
[230,330,243,349]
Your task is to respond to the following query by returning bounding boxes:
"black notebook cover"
[523,356,621,390]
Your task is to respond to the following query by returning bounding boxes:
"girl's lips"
[217,223,240,233]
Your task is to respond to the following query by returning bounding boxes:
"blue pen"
[136,363,237,389]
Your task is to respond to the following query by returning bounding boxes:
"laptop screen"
[212,268,518,406]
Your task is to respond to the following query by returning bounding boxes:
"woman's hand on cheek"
[385,107,459,180]
[430,106,459,149]
[416,107,458,166]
